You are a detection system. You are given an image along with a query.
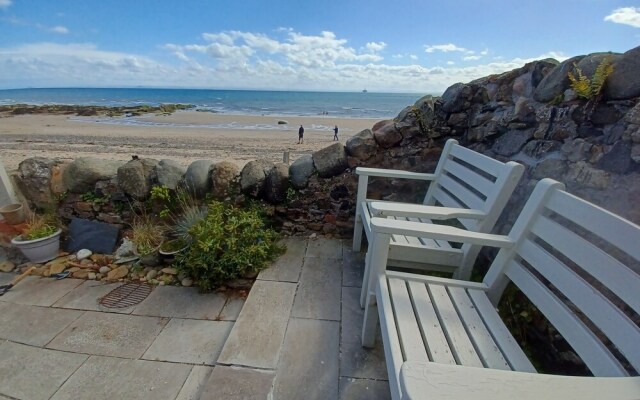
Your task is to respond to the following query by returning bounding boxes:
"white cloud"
[50,26,69,34]
[0,0,11,8]
[409,54,418,60]
[463,55,481,61]
[365,41,386,52]
[424,43,468,53]
[604,7,640,28]
[447,61,455,65]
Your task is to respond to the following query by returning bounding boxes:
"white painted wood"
[354,138,524,287]
[448,286,511,370]
[400,362,640,400]
[406,281,456,365]
[355,167,437,181]
[376,276,404,400]
[428,284,483,367]
[364,178,640,399]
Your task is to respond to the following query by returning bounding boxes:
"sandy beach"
[0,112,381,172]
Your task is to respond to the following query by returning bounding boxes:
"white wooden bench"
[362,178,640,400]
[353,139,524,307]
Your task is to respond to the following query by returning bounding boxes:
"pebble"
[99,266,111,274]
[88,272,97,280]
[160,267,177,275]
[76,249,92,260]
[146,270,158,280]
[309,233,317,239]
[181,278,193,287]
[0,261,16,272]
[159,281,165,286]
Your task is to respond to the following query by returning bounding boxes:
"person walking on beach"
[333,125,339,141]
[298,125,304,144]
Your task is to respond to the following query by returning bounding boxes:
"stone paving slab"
[50,355,191,400]
[52,281,137,314]
[47,311,168,358]
[0,272,12,286]
[218,296,245,321]
[342,242,365,288]
[133,285,227,320]
[340,287,388,380]
[0,302,83,346]
[176,366,213,400]
[272,318,340,400]
[306,237,344,259]
[339,377,391,400]
[218,280,296,369]
[200,366,275,400]
[0,341,88,400]
[0,276,84,306]
[292,256,342,321]
[143,318,233,365]
[257,237,306,282]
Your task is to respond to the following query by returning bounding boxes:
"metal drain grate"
[99,283,153,308]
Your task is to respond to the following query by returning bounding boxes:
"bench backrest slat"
[486,179,640,377]
[424,141,524,233]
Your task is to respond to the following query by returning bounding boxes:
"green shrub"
[173,201,285,291]
[567,57,614,100]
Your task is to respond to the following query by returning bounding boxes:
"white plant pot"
[11,229,62,263]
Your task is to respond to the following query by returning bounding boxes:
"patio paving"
[0,237,389,399]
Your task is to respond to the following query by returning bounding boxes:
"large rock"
[605,45,640,100]
[63,157,123,193]
[441,83,472,113]
[155,159,186,190]
[264,163,289,204]
[575,52,621,81]
[240,159,273,197]
[312,143,348,178]
[16,158,57,208]
[492,129,534,156]
[289,154,315,189]
[345,129,377,161]
[184,160,214,197]
[372,120,402,148]
[117,158,158,200]
[597,141,632,174]
[533,55,585,102]
[211,161,239,199]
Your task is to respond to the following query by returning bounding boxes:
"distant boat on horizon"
[362,89,368,93]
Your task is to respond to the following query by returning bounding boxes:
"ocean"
[0,88,422,119]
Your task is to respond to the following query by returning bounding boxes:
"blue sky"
[0,0,638,93]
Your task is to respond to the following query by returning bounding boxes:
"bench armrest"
[370,201,486,220]
[370,217,514,248]
[400,361,640,400]
[355,167,436,181]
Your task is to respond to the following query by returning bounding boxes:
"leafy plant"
[160,237,189,253]
[130,215,166,255]
[81,191,109,207]
[567,58,614,100]
[173,201,285,291]
[22,212,59,240]
[172,205,208,241]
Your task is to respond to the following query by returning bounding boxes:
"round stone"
[181,278,193,287]
[146,270,158,280]
[99,266,111,274]
[76,249,93,260]
[88,272,97,280]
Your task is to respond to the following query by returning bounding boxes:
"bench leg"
[353,214,364,252]
[359,248,373,308]
[362,297,379,348]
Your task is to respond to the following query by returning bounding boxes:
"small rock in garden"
[88,272,97,280]
[160,267,177,275]
[150,279,159,285]
[42,269,51,277]
[0,261,15,272]
[48,260,67,275]
[76,249,92,260]
[72,270,89,279]
[309,233,317,239]
[80,259,93,266]
[181,278,193,287]
[130,272,139,280]
[159,281,165,286]
[106,265,129,281]
[98,266,111,274]
[68,267,80,273]
[139,277,147,282]
[96,273,103,280]
[146,270,158,280]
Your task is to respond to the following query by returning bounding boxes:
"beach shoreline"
[0,111,381,172]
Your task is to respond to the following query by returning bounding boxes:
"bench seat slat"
[531,215,640,315]
[519,239,640,372]
[505,259,628,377]
[388,278,430,363]
[407,281,457,365]
[376,274,406,397]
[428,284,484,367]
[448,286,511,370]
[449,145,502,177]
[437,174,485,212]
[468,290,536,373]
[443,159,495,199]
